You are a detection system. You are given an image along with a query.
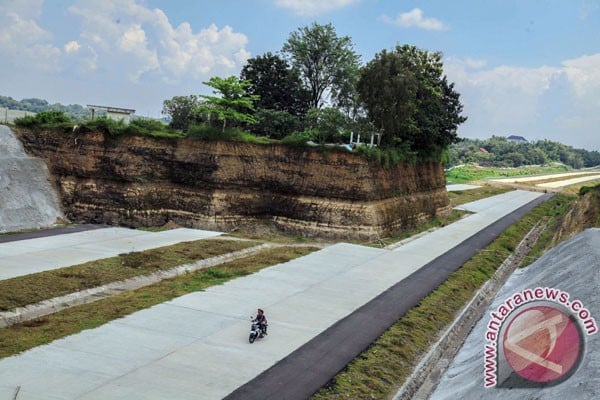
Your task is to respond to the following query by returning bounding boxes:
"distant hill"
[447,135,600,169]
[0,95,90,121]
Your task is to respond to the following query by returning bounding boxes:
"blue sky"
[1,0,599,150]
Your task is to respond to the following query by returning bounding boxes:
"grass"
[310,194,577,399]
[0,246,317,359]
[447,186,511,206]
[0,239,259,311]
[561,179,600,195]
[445,164,571,184]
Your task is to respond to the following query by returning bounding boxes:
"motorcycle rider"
[253,308,268,337]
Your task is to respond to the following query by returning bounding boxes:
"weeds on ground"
[447,186,511,206]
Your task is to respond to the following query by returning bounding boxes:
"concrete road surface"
[0,228,222,280]
[0,190,545,400]
[446,184,481,191]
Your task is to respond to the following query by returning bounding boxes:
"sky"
[1,0,599,150]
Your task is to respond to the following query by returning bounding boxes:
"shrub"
[81,117,125,136]
[14,110,71,127]
[130,118,167,132]
[579,183,600,196]
[187,123,266,143]
[13,115,37,128]
[280,130,317,146]
[251,109,301,139]
[356,145,416,167]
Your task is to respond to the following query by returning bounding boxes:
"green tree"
[240,52,310,116]
[198,76,259,132]
[304,107,349,144]
[162,95,202,131]
[358,45,466,157]
[282,22,360,109]
[504,151,526,167]
[252,109,301,139]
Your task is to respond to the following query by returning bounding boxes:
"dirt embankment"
[550,187,600,246]
[14,128,451,239]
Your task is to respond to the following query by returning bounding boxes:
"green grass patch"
[311,194,576,399]
[0,239,259,311]
[0,246,317,359]
[447,186,511,206]
[445,164,571,184]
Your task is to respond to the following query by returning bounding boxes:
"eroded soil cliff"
[15,128,451,239]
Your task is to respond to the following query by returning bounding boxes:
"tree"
[358,45,466,156]
[240,52,310,116]
[304,107,349,144]
[252,109,301,139]
[198,76,259,132]
[162,95,202,130]
[282,22,360,109]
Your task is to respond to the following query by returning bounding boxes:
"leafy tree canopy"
[162,95,203,131]
[198,76,259,132]
[240,52,310,116]
[358,45,466,158]
[447,136,600,169]
[282,22,360,109]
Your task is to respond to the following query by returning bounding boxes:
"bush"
[14,110,71,127]
[579,183,600,196]
[82,117,125,136]
[13,115,37,127]
[280,130,317,146]
[251,109,301,139]
[187,124,267,143]
[122,119,182,138]
[356,145,416,167]
[305,107,348,144]
[130,118,167,132]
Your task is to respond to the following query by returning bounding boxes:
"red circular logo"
[503,305,582,383]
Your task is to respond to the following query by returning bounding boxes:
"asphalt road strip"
[224,194,552,400]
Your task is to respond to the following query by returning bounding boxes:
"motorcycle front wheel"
[249,332,256,343]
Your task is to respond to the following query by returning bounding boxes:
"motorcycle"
[249,317,267,344]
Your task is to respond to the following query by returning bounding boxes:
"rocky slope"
[14,128,451,239]
[0,126,63,232]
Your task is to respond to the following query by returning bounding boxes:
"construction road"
[0,190,547,400]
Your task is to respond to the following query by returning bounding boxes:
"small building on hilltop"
[507,135,528,143]
[87,105,136,124]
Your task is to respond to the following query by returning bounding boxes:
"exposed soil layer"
[14,128,451,239]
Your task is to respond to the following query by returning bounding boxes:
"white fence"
[0,107,36,124]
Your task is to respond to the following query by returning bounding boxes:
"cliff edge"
[14,128,451,239]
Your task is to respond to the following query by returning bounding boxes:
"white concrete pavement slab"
[0,227,222,280]
[446,184,481,191]
[0,190,546,399]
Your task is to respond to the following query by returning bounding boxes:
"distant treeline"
[448,136,600,169]
[0,95,90,120]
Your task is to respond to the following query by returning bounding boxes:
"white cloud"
[561,53,600,99]
[382,8,447,31]
[444,54,600,149]
[67,0,250,84]
[274,0,358,16]
[64,41,81,53]
[0,1,62,72]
